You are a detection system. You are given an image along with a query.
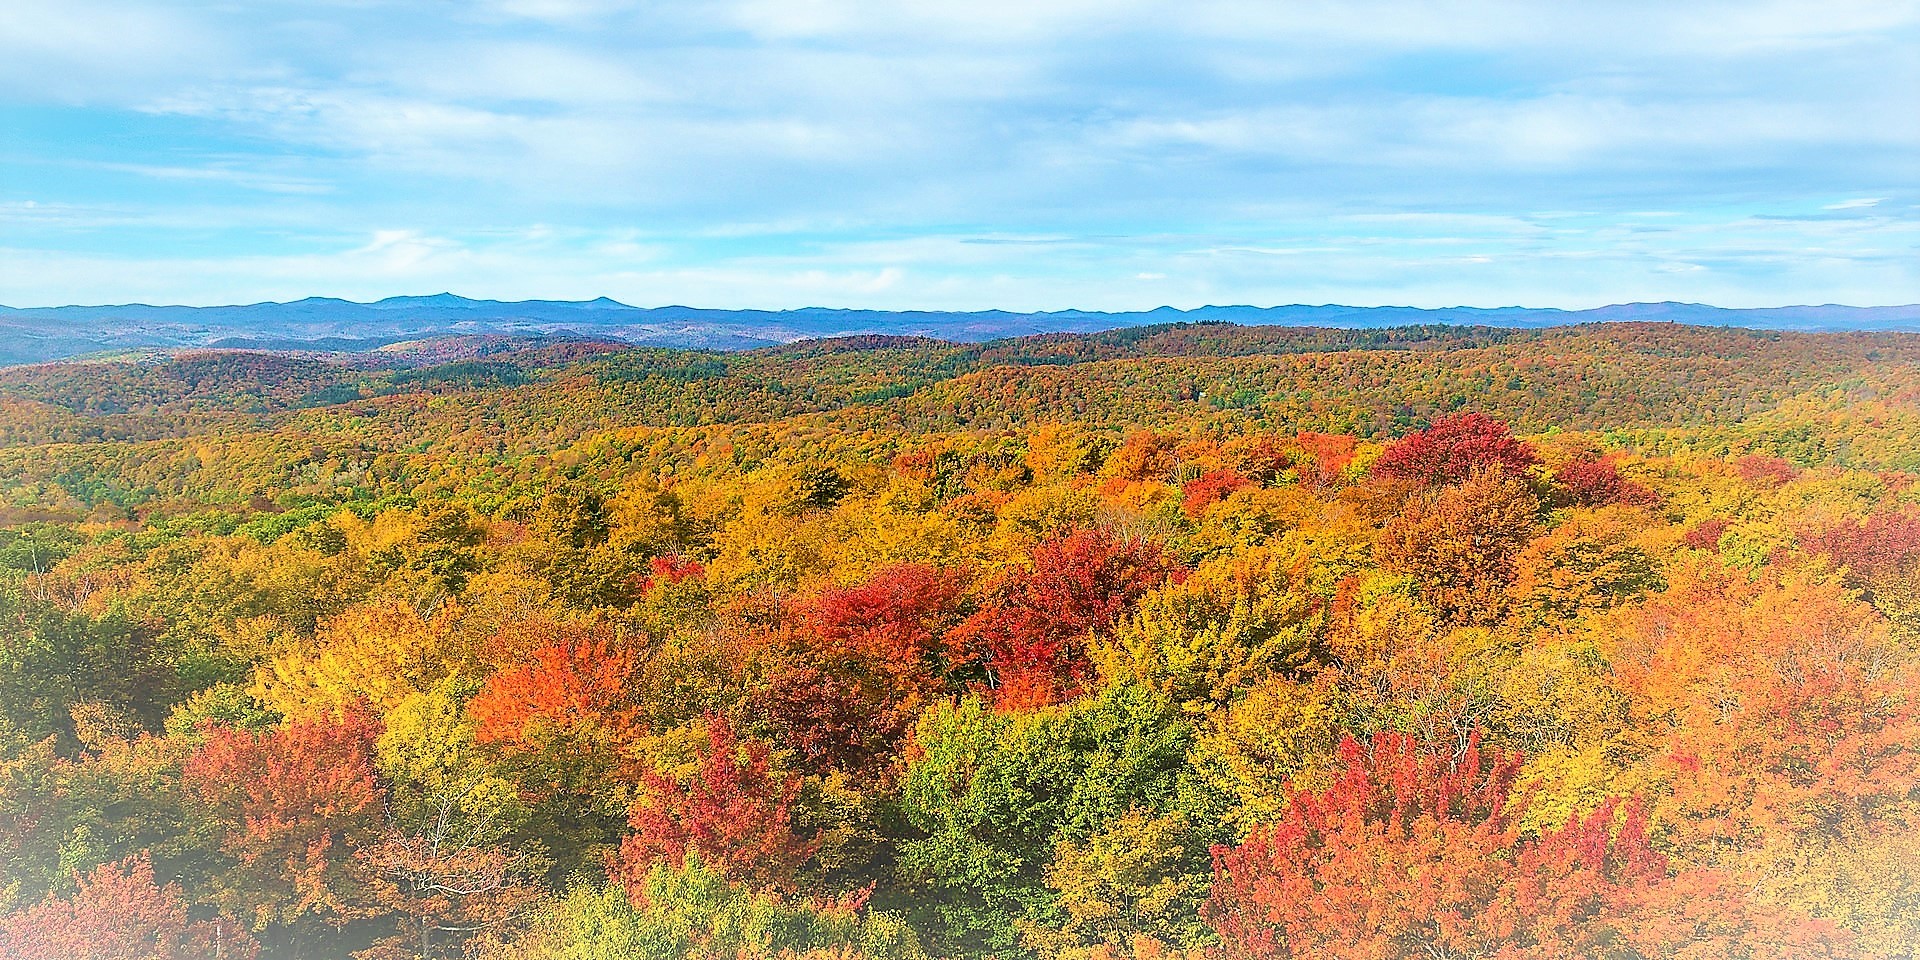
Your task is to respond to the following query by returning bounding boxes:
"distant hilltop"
[3,294,1918,367]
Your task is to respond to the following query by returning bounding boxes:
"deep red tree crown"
[1372,413,1539,486]
[948,528,1181,708]
[800,562,965,672]
[617,714,816,896]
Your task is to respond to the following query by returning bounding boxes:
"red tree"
[801,562,964,677]
[1555,455,1654,507]
[0,855,258,960]
[1294,431,1359,488]
[616,716,816,895]
[750,565,965,777]
[1182,470,1254,518]
[1735,454,1799,487]
[1802,508,1920,585]
[634,554,705,594]
[1204,732,1836,960]
[1371,413,1538,486]
[1681,517,1732,552]
[948,529,1181,708]
[182,706,385,925]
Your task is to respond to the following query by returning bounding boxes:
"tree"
[617,716,816,895]
[1204,732,1832,960]
[1506,506,1663,623]
[897,687,1207,957]
[801,563,964,680]
[1291,432,1359,489]
[1180,471,1253,520]
[1599,560,1920,864]
[181,706,385,930]
[252,598,468,719]
[1371,413,1538,486]
[1802,508,1920,628]
[1553,454,1653,507]
[949,530,1181,708]
[354,818,542,960]
[0,854,258,960]
[750,564,964,778]
[1093,575,1317,712]
[363,684,543,960]
[1377,469,1540,625]
[466,623,644,786]
[471,865,926,960]
[0,584,178,750]
[466,624,646,870]
[1033,808,1210,956]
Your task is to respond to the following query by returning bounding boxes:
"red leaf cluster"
[1555,455,1654,507]
[636,554,705,593]
[1735,454,1799,487]
[1292,432,1359,488]
[1371,413,1538,486]
[182,707,385,920]
[751,564,964,775]
[617,716,816,895]
[1681,517,1732,552]
[1802,508,1920,584]
[1182,470,1254,519]
[1205,732,1837,960]
[948,529,1181,709]
[0,855,258,960]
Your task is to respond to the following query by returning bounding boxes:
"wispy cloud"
[0,0,1915,306]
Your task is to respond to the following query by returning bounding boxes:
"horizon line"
[5,295,1920,313]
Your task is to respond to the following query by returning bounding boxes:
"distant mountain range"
[4,294,1918,366]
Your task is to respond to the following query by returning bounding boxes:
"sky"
[0,1,1916,310]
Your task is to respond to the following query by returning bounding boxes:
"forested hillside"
[1,321,1918,960]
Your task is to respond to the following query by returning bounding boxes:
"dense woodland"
[1,320,1918,959]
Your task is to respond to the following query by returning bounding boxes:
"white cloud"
[0,0,1915,306]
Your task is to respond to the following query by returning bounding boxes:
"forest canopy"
[1,320,1918,959]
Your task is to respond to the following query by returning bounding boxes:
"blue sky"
[1,1,1915,309]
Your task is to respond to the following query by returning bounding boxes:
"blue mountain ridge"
[2,296,1917,366]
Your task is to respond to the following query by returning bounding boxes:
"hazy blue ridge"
[3,296,1918,366]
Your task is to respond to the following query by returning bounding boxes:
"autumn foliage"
[1182,470,1254,518]
[949,529,1182,708]
[1370,412,1539,485]
[1554,454,1653,506]
[182,706,385,924]
[618,715,817,894]
[468,626,643,750]
[1205,733,1837,960]
[6,325,1920,960]
[0,855,258,960]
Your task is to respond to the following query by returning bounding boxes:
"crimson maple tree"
[1371,412,1539,486]
[1554,454,1653,506]
[1205,731,1838,960]
[747,563,964,777]
[616,715,816,895]
[948,529,1181,708]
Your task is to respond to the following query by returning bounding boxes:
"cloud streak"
[0,0,1914,307]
